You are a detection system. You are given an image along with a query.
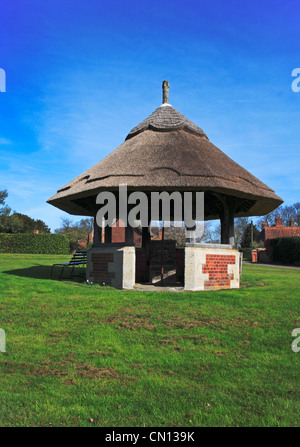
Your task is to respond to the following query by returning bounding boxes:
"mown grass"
[0,253,299,427]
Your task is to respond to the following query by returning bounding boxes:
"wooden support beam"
[142,226,150,250]
[125,225,135,245]
[185,224,196,245]
[93,217,102,247]
[104,226,112,243]
[142,226,151,282]
[161,225,165,284]
[220,200,235,246]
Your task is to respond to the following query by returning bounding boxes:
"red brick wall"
[111,222,142,246]
[90,253,115,285]
[203,254,236,290]
[111,226,125,243]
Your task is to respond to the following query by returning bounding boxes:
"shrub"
[0,233,69,254]
[86,242,93,251]
[270,237,300,265]
[240,247,253,261]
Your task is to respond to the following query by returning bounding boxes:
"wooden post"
[142,226,150,283]
[161,224,165,284]
[142,226,150,253]
[93,217,102,247]
[104,225,112,243]
[185,224,196,245]
[220,203,235,246]
[125,225,135,245]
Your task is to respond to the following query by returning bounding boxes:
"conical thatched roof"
[47,95,283,218]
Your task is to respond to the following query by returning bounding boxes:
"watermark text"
[291,68,300,92]
[292,328,300,353]
[96,184,204,237]
[0,329,6,352]
[0,68,6,92]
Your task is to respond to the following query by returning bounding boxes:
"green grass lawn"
[0,253,299,427]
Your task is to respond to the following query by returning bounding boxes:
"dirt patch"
[163,314,259,330]
[214,350,229,356]
[30,368,69,377]
[106,310,258,332]
[26,322,41,328]
[162,315,202,330]
[159,337,173,345]
[63,378,77,385]
[2,360,32,372]
[46,338,63,343]
[106,313,156,331]
[76,363,120,379]
[75,363,135,382]
[1,360,73,378]
[130,363,143,370]
[184,334,208,344]
[46,331,71,343]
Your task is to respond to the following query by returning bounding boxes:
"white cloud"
[0,138,12,145]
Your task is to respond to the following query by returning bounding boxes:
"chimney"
[162,80,169,104]
[275,215,282,227]
[262,221,268,229]
[290,219,295,227]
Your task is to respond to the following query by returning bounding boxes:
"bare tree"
[257,203,300,229]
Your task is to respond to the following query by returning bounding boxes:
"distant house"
[109,220,142,246]
[78,231,94,250]
[78,220,142,250]
[252,216,300,263]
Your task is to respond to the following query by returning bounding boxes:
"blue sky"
[0,0,299,231]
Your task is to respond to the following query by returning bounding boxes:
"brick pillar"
[87,244,136,289]
[184,245,240,291]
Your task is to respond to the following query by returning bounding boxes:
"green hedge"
[240,247,253,261]
[0,233,69,254]
[270,237,300,265]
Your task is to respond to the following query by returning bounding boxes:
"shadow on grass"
[3,265,86,283]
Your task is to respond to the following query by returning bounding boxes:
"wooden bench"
[51,250,87,279]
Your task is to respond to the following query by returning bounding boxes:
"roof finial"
[162,80,169,104]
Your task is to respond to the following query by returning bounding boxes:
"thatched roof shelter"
[48,82,282,231]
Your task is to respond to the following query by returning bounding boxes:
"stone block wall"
[87,244,135,289]
[184,245,240,291]
[87,243,240,291]
[90,252,115,285]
